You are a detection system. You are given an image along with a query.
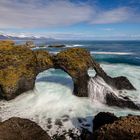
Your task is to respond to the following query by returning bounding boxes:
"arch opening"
[35,68,74,96]
[88,68,96,77]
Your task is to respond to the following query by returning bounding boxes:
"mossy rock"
[34,50,53,72]
[0,43,37,100]
[0,117,51,140]
[0,40,15,46]
[0,41,53,100]
[0,41,136,102]
[54,48,93,78]
[93,115,140,140]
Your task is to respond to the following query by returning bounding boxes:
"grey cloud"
[0,0,139,29]
[0,0,93,28]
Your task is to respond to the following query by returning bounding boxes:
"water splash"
[0,65,140,139]
[88,75,119,103]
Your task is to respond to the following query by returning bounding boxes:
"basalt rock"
[93,112,118,131]
[0,40,137,107]
[105,76,136,90]
[0,40,53,100]
[0,44,37,100]
[0,117,51,140]
[93,115,140,140]
[105,92,140,110]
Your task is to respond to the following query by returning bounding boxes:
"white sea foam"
[0,65,140,138]
[90,51,134,55]
[66,44,84,48]
[49,51,59,54]
[73,44,84,47]
[88,75,119,103]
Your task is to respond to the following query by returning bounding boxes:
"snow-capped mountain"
[0,33,55,41]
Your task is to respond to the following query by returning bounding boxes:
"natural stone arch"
[0,40,137,110]
[34,48,94,97]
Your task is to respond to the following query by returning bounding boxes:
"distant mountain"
[0,34,55,41]
[0,35,10,39]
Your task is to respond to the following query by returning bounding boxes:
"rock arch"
[0,40,138,110]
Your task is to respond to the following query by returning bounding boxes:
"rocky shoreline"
[0,40,140,139]
[0,112,139,140]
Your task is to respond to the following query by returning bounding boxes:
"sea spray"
[88,75,119,103]
[0,65,140,139]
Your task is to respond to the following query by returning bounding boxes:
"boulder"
[25,41,36,48]
[93,115,140,140]
[93,112,118,131]
[0,117,51,140]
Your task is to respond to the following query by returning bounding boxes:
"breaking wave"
[0,64,140,139]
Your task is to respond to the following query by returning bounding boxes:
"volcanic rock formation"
[0,117,51,140]
[93,113,140,140]
[0,40,138,110]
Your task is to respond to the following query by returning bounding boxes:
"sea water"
[0,40,140,138]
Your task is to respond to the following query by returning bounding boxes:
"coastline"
[0,40,140,139]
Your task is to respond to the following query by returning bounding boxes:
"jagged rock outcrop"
[109,76,136,90]
[105,92,140,110]
[0,117,51,140]
[0,40,138,110]
[93,114,140,140]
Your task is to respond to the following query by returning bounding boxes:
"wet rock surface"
[106,92,140,110]
[0,117,51,140]
[93,112,118,131]
[93,114,140,140]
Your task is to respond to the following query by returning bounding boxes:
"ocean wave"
[66,44,84,48]
[73,44,84,47]
[49,51,59,54]
[90,51,134,55]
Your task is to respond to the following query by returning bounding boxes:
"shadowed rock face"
[93,112,118,131]
[93,114,140,140]
[0,117,51,140]
[0,40,138,110]
[105,92,140,110]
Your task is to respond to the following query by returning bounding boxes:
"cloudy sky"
[0,0,140,40]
